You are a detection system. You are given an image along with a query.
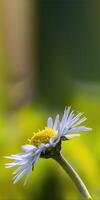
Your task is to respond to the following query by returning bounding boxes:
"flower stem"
[53,153,92,199]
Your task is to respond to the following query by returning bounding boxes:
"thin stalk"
[53,153,92,199]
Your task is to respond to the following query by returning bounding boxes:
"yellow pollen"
[29,127,57,147]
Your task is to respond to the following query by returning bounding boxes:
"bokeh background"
[0,0,100,199]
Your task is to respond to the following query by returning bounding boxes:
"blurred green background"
[0,0,100,199]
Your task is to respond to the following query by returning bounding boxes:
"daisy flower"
[5,107,92,199]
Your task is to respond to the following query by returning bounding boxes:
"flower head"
[5,107,92,185]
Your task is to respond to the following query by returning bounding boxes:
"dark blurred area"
[39,0,100,108]
[0,0,100,199]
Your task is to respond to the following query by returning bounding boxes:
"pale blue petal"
[5,154,30,160]
[12,165,26,175]
[47,117,53,128]
[68,126,92,133]
[71,116,87,127]
[56,123,61,137]
[13,169,26,184]
[53,114,59,130]
[65,111,74,128]
[23,166,31,186]
[49,135,61,147]
[61,127,69,136]
[49,137,55,146]
[53,137,61,146]
[70,113,83,126]
[22,145,37,152]
[63,134,80,139]
[32,152,41,165]
[60,107,71,131]
[5,160,23,168]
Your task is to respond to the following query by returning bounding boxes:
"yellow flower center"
[29,127,57,147]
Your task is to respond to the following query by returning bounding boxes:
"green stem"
[53,153,92,199]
